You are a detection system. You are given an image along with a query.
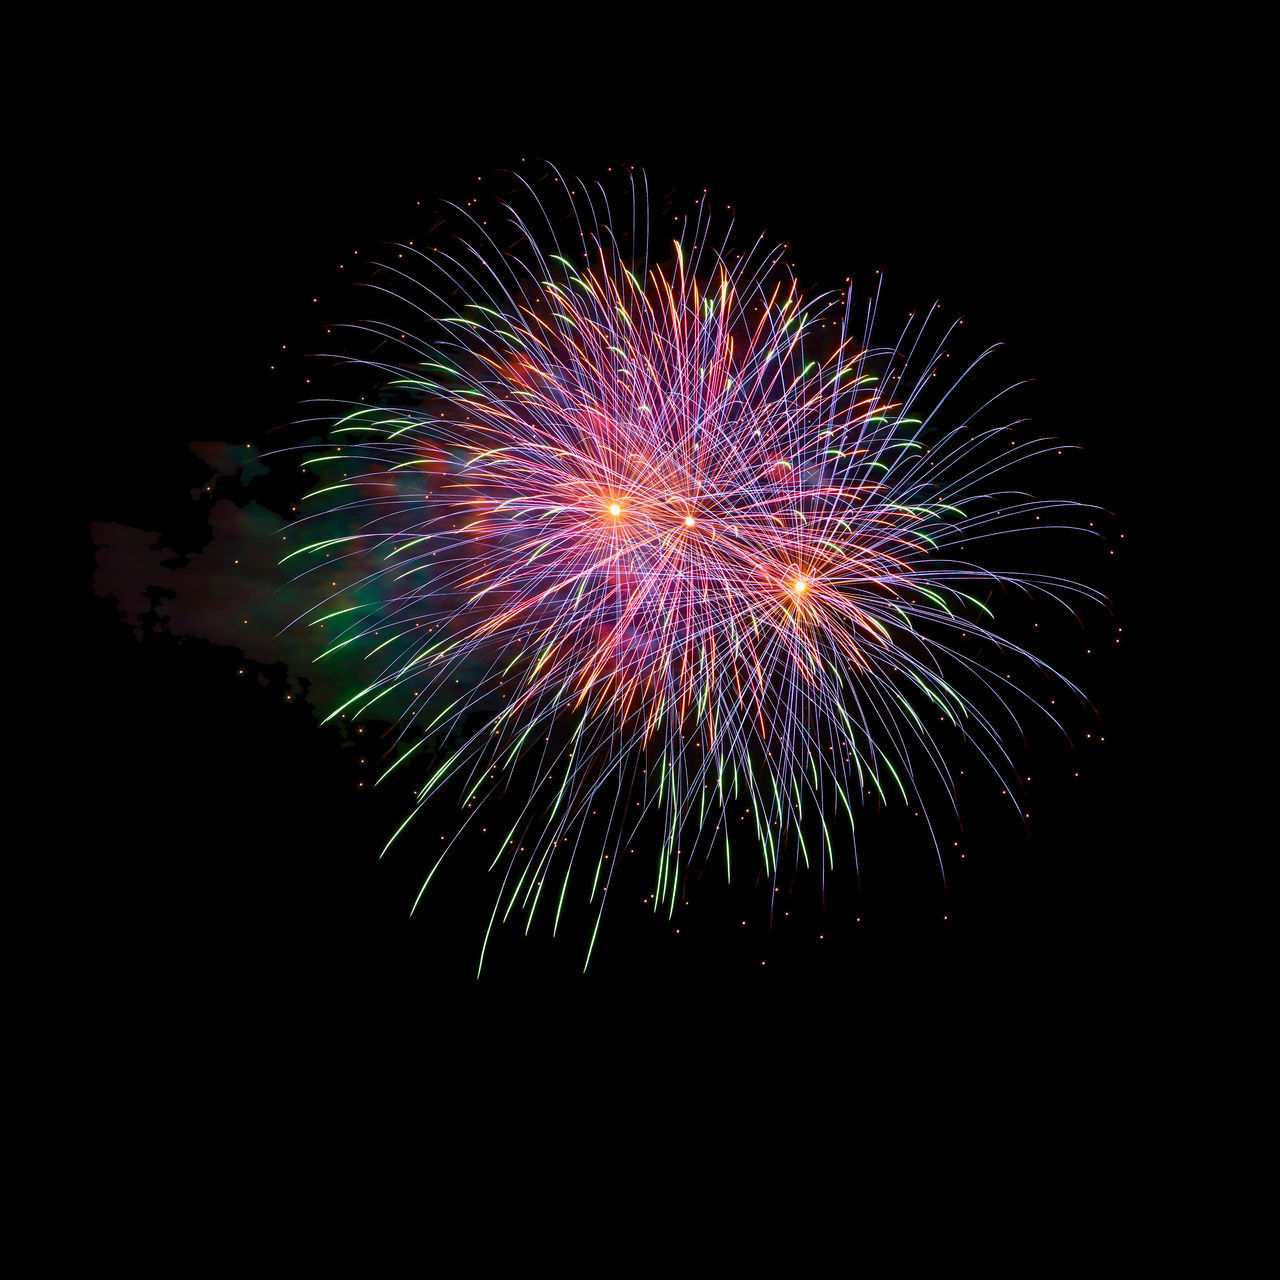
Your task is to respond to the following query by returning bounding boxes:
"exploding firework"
[279,167,1103,972]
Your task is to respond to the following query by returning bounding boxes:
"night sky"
[82,66,1150,1054]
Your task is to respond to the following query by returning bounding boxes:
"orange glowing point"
[793,578,807,593]
[684,515,695,528]
[609,503,621,517]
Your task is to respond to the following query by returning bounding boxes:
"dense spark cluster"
[283,169,1101,970]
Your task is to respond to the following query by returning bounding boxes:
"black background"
[81,51,1159,1063]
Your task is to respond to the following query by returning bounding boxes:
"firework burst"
[280,167,1103,972]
